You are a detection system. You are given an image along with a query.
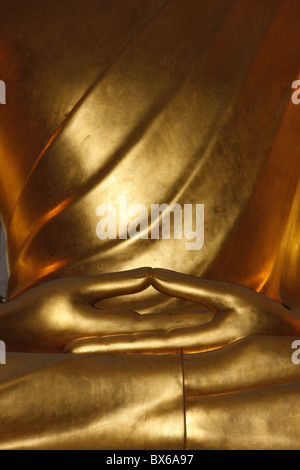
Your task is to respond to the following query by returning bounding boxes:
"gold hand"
[0,268,151,353]
[66,268,300,354]
[0,267,212,353]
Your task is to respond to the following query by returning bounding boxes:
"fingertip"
[129,267,152,279]
[64,338,95,355]
[152,268,174,281]
[64,340,78,354]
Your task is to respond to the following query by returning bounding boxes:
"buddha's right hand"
[0,267,209,353]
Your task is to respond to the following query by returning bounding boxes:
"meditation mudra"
[0,0,300,449]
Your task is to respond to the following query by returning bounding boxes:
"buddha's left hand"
[66,268,300,354]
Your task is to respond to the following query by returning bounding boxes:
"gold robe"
[0,0,299,449]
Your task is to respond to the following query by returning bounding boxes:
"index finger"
[151,268,247,312]
[73,267,152,304]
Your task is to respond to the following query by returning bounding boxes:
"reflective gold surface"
[0,0,300,450]
[0,351,185,450]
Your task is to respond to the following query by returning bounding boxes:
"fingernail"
[130,267,152,278]
[153,268,173,281]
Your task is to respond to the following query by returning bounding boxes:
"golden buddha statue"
[0,0,300,449]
